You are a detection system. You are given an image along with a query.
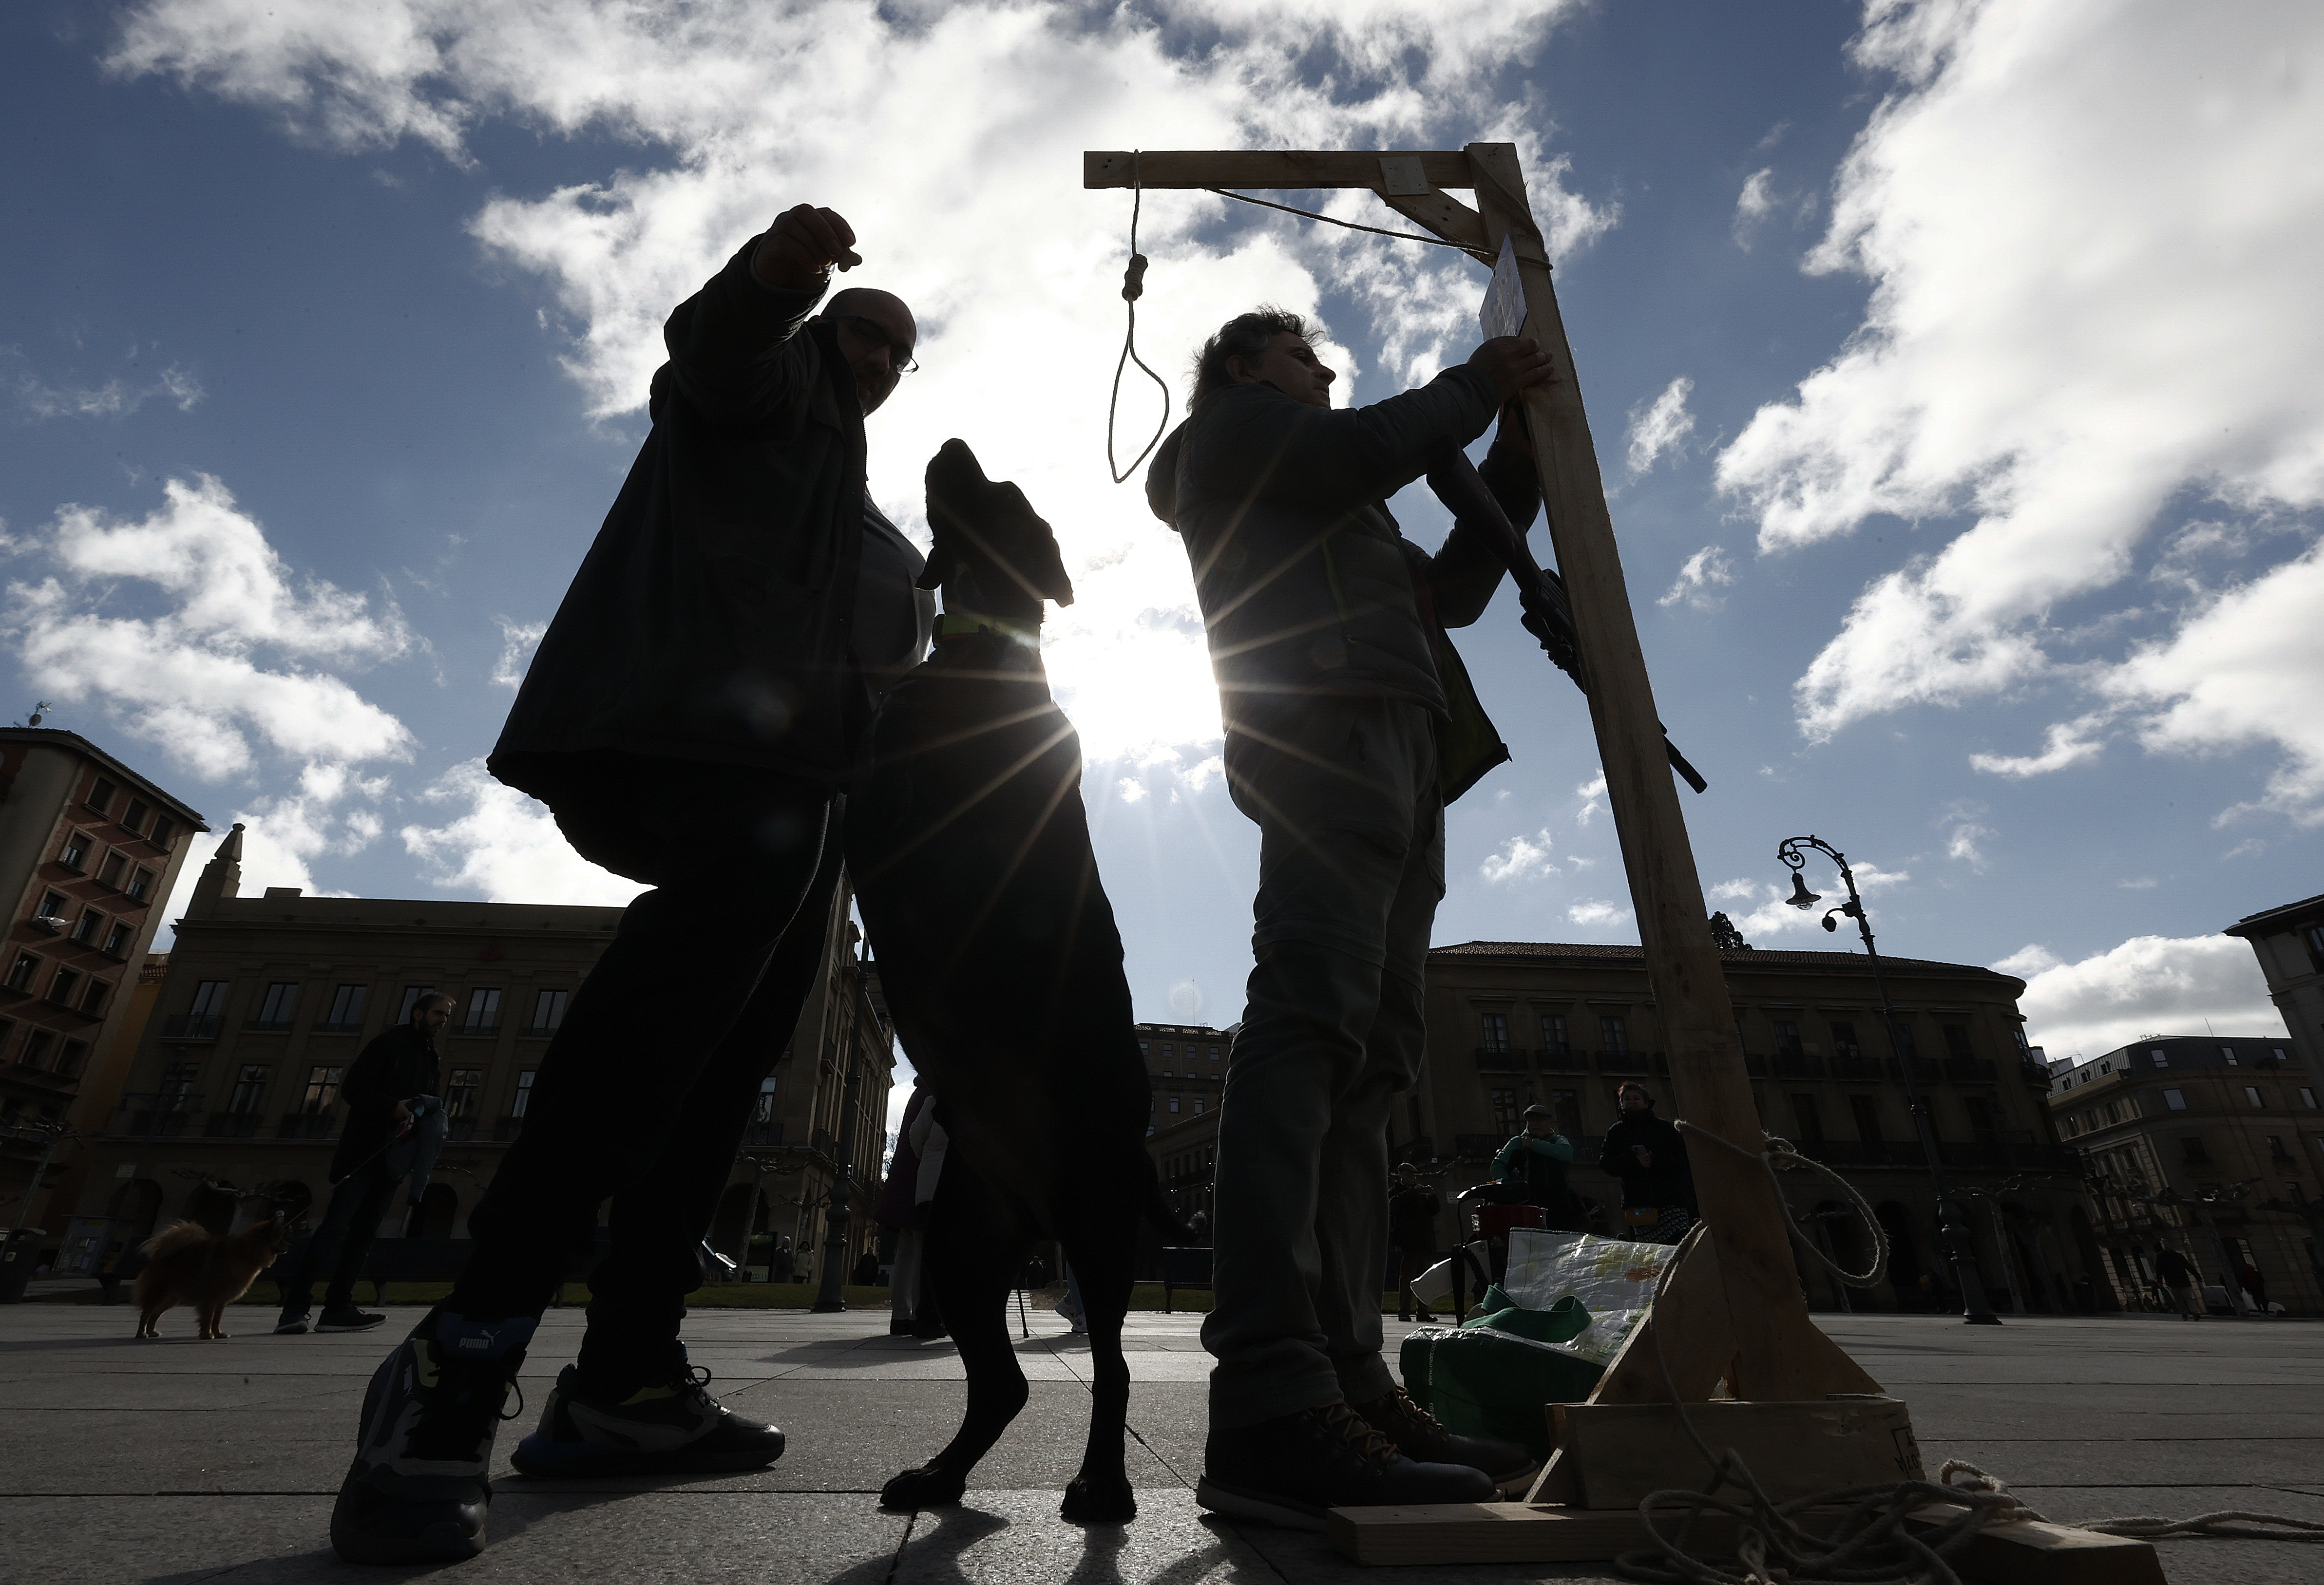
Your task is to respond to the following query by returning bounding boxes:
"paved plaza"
[2,1296,2320,1584]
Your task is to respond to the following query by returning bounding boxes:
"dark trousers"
[280,1163,400,1313]
[445,754,840,1385]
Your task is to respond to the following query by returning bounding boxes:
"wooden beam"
[1084,149,1476,190]
[1376,189,1489,253]
[1461,140,1843,1401]
[1551,1397,1921,1511]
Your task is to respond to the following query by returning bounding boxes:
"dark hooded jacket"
[1598,1106,1695,1212]
[491,239,876,795]
[1143,372,1542,800]
[328,1020,441,1184]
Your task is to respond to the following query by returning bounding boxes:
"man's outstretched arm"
[662,203,858,427]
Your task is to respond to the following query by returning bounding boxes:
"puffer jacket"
[1144,375,1543,800]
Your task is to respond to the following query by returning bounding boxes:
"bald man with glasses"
[329,203,934,1565]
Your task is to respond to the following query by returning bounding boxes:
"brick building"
[0,726,206,1235]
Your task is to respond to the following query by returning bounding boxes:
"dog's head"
[919,438,1074,621]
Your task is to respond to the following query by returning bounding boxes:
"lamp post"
[1778,834,2001,1324]
[810,1059,861,1313]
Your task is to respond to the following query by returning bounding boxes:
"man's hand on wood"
[752,204,863,291]
[1468,336,1555,402]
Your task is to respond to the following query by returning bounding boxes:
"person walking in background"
[2238,1261,2269,1313]
[327,201,935,1566]
[1387,1164,1441,1322]
[770,1238,795,1283]
[2154,1245,2203,1319]
[1490,1106,1582,1231]
[275,992,454,1336]
[878,1081,947,1338]
[1598,1083,1695,1245]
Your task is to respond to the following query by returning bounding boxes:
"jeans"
[1202,697,1444,1429]
[444,753,840,1385]
[279,1162,401,1314]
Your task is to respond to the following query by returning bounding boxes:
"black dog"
[849,439,1185,1522]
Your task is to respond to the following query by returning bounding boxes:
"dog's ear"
[919,437,985,592]
[993,482,1075,607]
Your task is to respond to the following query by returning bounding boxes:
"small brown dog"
[133,1217,288,1339]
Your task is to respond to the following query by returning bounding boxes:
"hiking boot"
[1353,1385,1539,1494]
[1196,1400,1495,1530]
[510,1361,785,1478]
[316,1308,388,1333]
[274,1310,311,1335]
[328,1313,535,1565]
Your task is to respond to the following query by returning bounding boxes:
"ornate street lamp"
[1779,834,2002,1325]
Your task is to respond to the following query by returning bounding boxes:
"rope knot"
[1121,253,1148,302]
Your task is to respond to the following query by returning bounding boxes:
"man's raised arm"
[661,203,859,427]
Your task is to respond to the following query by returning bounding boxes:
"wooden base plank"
[1908,1506,2169,1585]
[1556,1397,1922,1511]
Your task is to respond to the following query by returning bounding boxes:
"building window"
[71,910,101,945]
[2010,1025,2031,1055]
[86,778,117,815]
[6,954,38,992]
[190,980,230,1018]
[1789,1094,1824,1144]
[1540,1013,1568,1053]
[1480,1012,1510,1052]
[2223,1047,2238,1066]
[1891,1022,1918,1059]
[152,814,176,849]
[325,984,368,1029]
[98,852,127,887]
[513,1070,537,1118]
[58,830,91,870]
[228,1065,269,1114]
[398,985,438,1021]
[1192,1098,1204,1114]
[1943,1025,1972,1059]
[530,988,568,1033]
[79,979,110,1015]
[102,922,133,956]
[1169,1095,1181,1113]
[2302,1088,2318,1110]
[301,1065,344,1113]
[2267,1134,2292,1162]
[2163,1088,2188,1111]
[123,797,150,833]
[158,1060,198,1100]
[1849,1094,1883,1142]
[1830,1022,1861,1059]
[2247,1086,2266,1108]
[751,1075,775,1123]
[1488,1086,1522,1135]
[255,982,300,1028]
[125,867,153,902]
[49,966,80,1006]
[1209,1045,1222,1062]
[446,1069,482,1118]
[20,1030,57,1072]
[1161,1043,1175,1061]
[2182,1136,2211,1165]
[57,1039,87,1079]
[2151,1049,2168,1068]
[1550,1087,1583,1140]
[462,988,502,1033]
[1773,1020,1803,1057]
[1138,1042,1149,1057]
[1600,1015,1629,1053]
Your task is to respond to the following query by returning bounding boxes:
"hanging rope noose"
[1105,152,1172,485]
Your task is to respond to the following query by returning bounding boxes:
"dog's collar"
[936,611,1042,647]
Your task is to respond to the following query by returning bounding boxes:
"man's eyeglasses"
[833,315,919,377]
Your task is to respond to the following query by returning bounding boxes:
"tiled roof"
[2227,892,2324,934]
[1430,940,2009,977]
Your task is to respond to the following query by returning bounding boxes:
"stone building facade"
[2052,1033,2319,1315]
[0,726,206,1234]
[2225,893,2324,1071]
[63,826,894,1288]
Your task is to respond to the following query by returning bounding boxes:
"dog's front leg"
[1059,1235,1137,1523]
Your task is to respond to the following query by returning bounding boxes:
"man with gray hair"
[1146,308,1553,1527]
[330,203,933,1565]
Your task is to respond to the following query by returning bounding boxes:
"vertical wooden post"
[1463,143,1826,1398]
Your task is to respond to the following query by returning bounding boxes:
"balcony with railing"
[1596,1047,1648,1075]
[1536,1044,1589,1074]
[243,1017,296,1032]
[1472,1044,1527,1072]
[742,1119,785,1148]
[312,1021,366,1035]
[277,1111,337,1140]
[114,1092,201,1137]
[203,1112,267,1138]
[1453,1132,1499,1159]
[1771,1052,1826,1080]
[160,1012,223,1040]
[1829,1054,1884,1082]
[1943,1057,1999,1083]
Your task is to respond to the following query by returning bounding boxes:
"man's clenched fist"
[752,204,863,291]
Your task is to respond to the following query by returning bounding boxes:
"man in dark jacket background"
[1598,1082,1695,1245]
[332,203,934,1566]
[1148,307,1553,1526]
[274,992,453,1336]
[1387,1163,1441,1322]
[1491,1103,1582,1230]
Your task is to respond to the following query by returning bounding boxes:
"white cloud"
[1657,545,1733,610]
[8,347,205,419]
[2002,933,2284,1060]
[1625,376,1695,476]
[1945,821,1993,871]
[1969,712,2108,778]
[1566,899,1628,928]
[1713,0,2324,812]
[1574,773,1606,827]
[491,617,545,690]
[1,474,415,780]
[108,0,1607,777]
[1731,167,1776,249]
[1480,828,1556,884]
[399,757,643,905]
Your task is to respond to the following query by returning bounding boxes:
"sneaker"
[328,1313,535,1565]
[1353,1385,1539,1494]
[316,1308,388,1333]
[275,1311,311,1336]
[510,1362,785,1478]
[1196,1400,1496,1530]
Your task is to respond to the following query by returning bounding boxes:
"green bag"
[1400,1291,1603,1459]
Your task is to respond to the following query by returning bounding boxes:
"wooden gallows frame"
[1085,147,2164,1582]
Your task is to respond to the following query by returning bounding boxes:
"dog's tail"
[137,1221,210,1261]
[1140,1155,1203,1246]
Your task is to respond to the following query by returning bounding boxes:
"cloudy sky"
[5,0,2319,1076]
